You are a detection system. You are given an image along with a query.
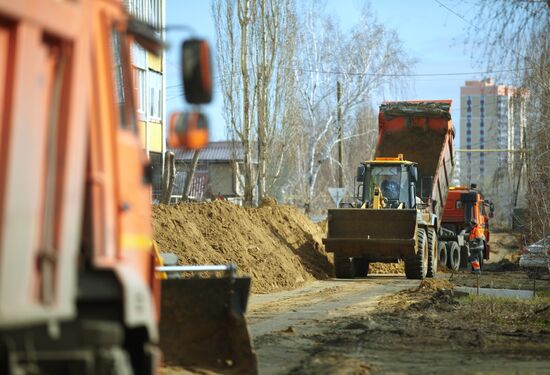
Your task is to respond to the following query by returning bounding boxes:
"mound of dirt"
[416,279,454,291]
[370,262,405,274]
[258,197,278,208]
[153,201,333,293]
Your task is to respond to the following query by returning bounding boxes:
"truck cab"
[442,185,494,261]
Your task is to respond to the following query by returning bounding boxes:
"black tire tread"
[426,227,437,278]
[334,253,355,279]
[438,241,448,269]
[353,258,370,277]
[447,242,461,271]
[404,228,427,280]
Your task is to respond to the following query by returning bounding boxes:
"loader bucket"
[159,277,257,374]
[323,208,417,260]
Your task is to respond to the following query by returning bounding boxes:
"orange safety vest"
[469,225,484,241]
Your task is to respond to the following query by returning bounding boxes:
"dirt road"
[249,275,550,375]
[248,277,415,374]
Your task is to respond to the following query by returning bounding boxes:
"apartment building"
[126,0,166,197]
[460,78,527,227]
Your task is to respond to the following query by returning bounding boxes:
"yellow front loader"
[323,155,431,279]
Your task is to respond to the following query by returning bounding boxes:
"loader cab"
[358,156,418,209]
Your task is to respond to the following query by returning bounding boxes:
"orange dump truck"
[0,1,255,374]
[441,185,494,270]
[323,101,455,279]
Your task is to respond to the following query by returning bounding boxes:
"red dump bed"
[375,101,455,220]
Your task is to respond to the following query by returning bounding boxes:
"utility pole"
[337,81,343,188]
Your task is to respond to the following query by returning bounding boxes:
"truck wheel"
[438,241,447,269]
[404,228,428,280]
[334,253,355,279]
[353,258,370,277]
[446,242,460,271]
[459,245,469,269]
[426,227,437,278]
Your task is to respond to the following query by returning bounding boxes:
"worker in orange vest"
[467,218,485,274]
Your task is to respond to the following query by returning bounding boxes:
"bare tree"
[213,0,294,205]
[287,4,413,214]
[468,1,550,238]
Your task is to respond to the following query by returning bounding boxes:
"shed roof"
[172,141,247,162]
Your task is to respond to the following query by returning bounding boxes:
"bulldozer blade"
[323,208,417,260]
[159,277,257,374]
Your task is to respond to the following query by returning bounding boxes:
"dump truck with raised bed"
[323,101,455,279]
[0,1,255,374]
[440,185,494,270]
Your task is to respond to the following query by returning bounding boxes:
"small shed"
[171,141,253,203]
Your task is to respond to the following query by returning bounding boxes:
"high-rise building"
[459,78,527,227]
[125,0,166,198]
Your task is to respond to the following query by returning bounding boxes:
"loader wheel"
[446,242,461,271]
[334,253,355,279]
[404,228,428,280]
[426,227,437,278]
[438,241,448,269]
[353,258,370,277]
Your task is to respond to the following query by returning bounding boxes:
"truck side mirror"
[168,112,209,150]
[409,166,418,183]
[182,39,213,104]
[489,202,495,218]
[356,165,365,182]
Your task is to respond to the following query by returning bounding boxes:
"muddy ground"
[253,278,550,375]
[156,203,550,374]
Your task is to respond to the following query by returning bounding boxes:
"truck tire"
[334,253,355,279]
[426,227,437,278]
[438,241,447,269]
[404,228,428,280]
[459,245,469,269]
[446,242,461,271]
[353,258,370,277]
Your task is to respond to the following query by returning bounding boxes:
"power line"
[432,0,547,74]
[456,149,527,152]
[166,66,527,88]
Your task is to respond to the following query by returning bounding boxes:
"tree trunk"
[239,0,254,206]
[160,151,175,204]
[182,149,201,201]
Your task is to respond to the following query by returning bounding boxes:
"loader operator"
[381,176,400,201]
[467,218,485,273]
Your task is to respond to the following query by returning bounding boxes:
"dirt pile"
[489,232,524,263]
[153,201,333,293]
[370,262,405,274]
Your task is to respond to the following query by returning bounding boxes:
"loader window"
[366,166,410,207]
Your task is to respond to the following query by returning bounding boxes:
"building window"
[480,137,484,143]
[467,137,471,143]
[127,0,161,29]
[134,67,146,114]
[480,129,484,135]
[148,69,162,120]
[467,130,471,135]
